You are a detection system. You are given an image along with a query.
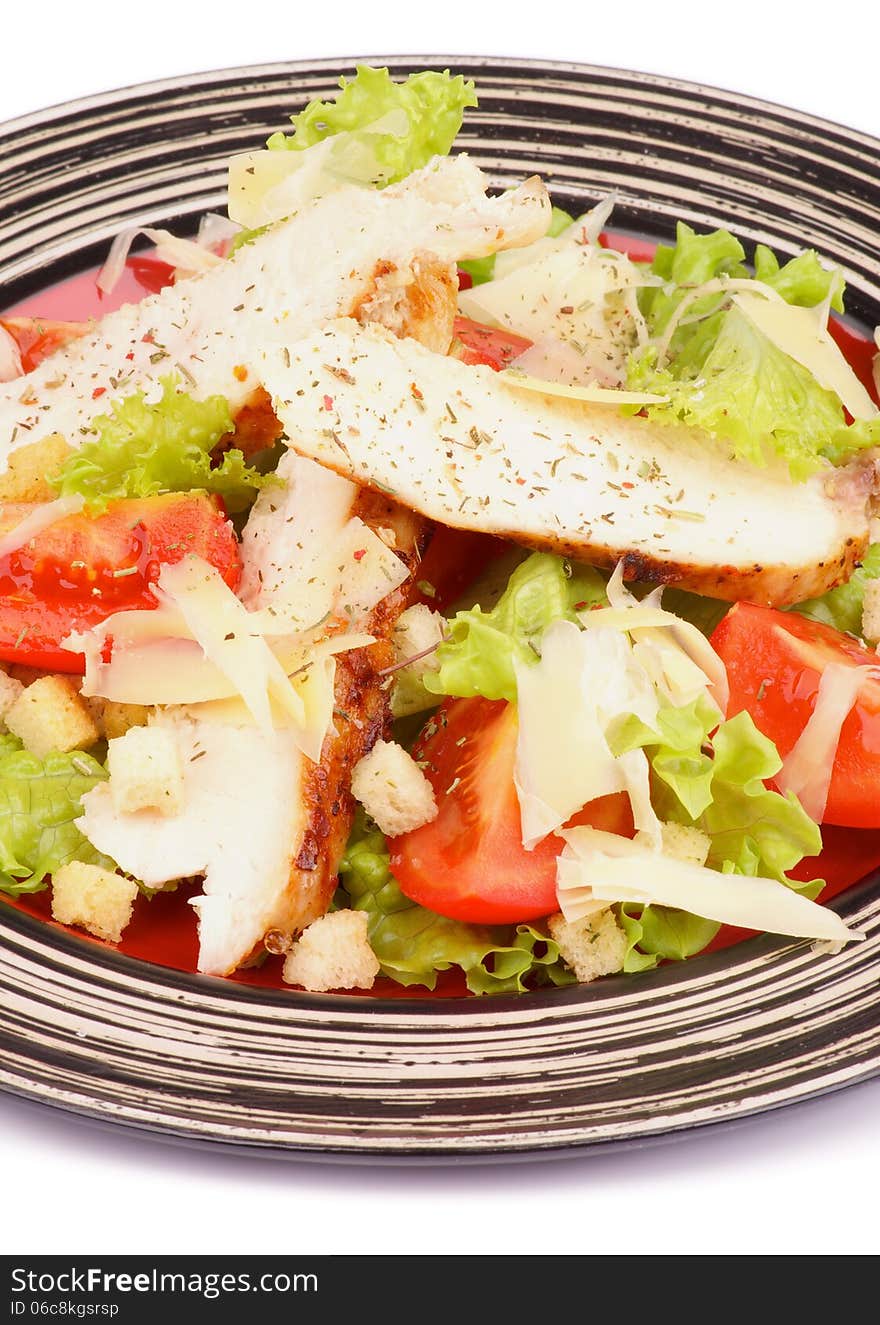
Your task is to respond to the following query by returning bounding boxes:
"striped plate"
[1,57,879,1161]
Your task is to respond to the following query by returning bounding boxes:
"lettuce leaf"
[53,376,269,515]
[338,818,573,995]
[609,696,823,967]
[789,543,880,638]
[0,746,114,897]
[616,902,719,971]
[425,551,606,703]
[613,696,823,891]
[267,66,477,187]
[627,223,865,479]
[629,308,869,480]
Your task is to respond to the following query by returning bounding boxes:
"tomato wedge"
[0,317,91,375]
[388,696,633,923]
[0,492,241,673]
[450,315,532,371]
[711,601,880,828]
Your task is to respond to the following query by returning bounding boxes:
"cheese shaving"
[733,291,877,422]
[67,553,373,758]
[513,620,662,850]
[557,826,859,943]
[96,226,224,295]
[498,369,667,407]
[587,564,729,714]
[776,659,880,822]
[0,494,85,559]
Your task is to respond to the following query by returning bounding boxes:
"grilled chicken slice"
[80,450,423,974]
[260,320,871,606]
[0,157,549,467]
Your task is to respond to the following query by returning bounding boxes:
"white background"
[1,0,879,1258]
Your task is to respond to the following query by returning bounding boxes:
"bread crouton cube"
[660,821,711,867]
[862,581,880,645]
[0,668,24,722]
[390,604,447,717]
[84,698,152,741]
[51,862,139,943]
[548,909,627,984]
[0,434,73,502]
[282,910,380,993]
[6,675,99,758]
[392,603,445,671]
[107,724,185,816]
[351,739,437,836]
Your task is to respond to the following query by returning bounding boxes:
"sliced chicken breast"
[0,157,549,466]
[260,320,871,606]
[79,453,422,974]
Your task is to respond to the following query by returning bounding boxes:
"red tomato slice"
[122,255,176,295]
[388,696,633,923]
[710,602,880,828]
[0,317,92,375]
[450,316,532,370]
[0,492,241,673]
[412,527,511,612]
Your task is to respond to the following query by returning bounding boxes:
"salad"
[0,65,879,998]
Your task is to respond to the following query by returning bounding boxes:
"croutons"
[0,434,72,502]
[548,909,627,984]
[5,675,99,758]
[351,739,438,836]
[0,667,24,723]
[107,724,186,816]
[84,698,152,741]
[862,580,880,645]
[392,603,445,670]
[51,861,139,943]
[660,821,711,868]
[282,909,380,993]
[390,603,446,717]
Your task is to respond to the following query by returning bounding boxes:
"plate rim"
[2,52,880,1159]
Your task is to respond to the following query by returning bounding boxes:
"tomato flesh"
[711,601,880,828]
[0,492,240,672]
[450,316,532,370]
[389,697,633,923]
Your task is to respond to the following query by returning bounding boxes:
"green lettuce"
[338,819,573,995]
[612,696,822,890]
[0,745,114,897]
[616,902,719,972]
[425,551,606,703]
[266,66,477,187]
[53,376,269,515]
[608,696,823,968]
[627,223,871,479]
[789,543,880,638]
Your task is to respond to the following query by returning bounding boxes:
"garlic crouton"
[6,675,99,758]
[390,603,447,717]
[862,580,880,645]
[392,603,445,671]
[0,434,72,502]
[282,909,380,993]
[548,909,627,984]
[0,667,24,723]
[351,739,438,836]
[660,821,711,867]
[107,724,186,816]
[85,698,152,741]
[51,861,139,943]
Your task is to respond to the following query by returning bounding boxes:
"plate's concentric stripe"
[0,57,879,1159]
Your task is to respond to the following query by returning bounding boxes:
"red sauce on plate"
[2,236,878,994]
